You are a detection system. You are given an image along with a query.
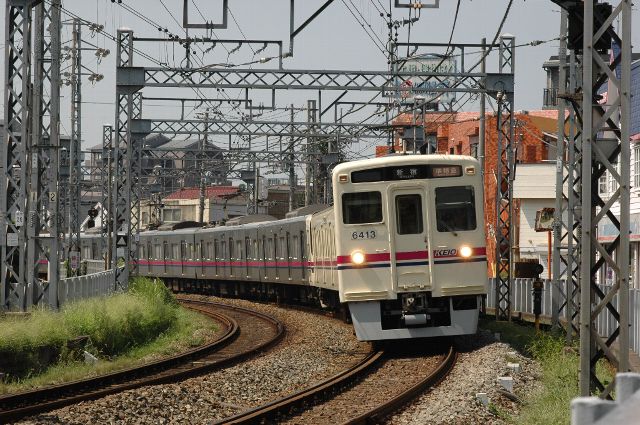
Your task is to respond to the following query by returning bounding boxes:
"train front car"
[333,155,486,341]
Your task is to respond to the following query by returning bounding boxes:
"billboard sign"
[396,55,457,104]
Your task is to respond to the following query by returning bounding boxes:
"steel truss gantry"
[490,36,516,321]
[112,28,515,303]
[551,0,632,397]
[131,119,388,139]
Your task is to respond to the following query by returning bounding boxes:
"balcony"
[543,87,559,109]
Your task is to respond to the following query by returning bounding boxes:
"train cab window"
[342,191,382,224]
[396,194,424,235]
[435,186,477,232]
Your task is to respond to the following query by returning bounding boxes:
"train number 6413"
[352,231,376,240]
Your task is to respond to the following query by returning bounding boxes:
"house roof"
[165,186,239,200]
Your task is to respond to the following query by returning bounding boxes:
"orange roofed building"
[389,110,562,276]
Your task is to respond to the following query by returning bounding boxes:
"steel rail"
[216,349,384,425]
[0,300,284,423]
[343,345,458,424]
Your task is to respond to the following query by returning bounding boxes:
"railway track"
[0,299,284,423]
[218,343,457,424]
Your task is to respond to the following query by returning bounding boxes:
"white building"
[513,162,561,278]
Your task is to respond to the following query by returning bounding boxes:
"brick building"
[391,110,561,275]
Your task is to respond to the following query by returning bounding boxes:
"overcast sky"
[2,0,639,160]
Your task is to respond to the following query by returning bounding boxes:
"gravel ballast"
[386,329,541,425]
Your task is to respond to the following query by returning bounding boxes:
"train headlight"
[460,246,473,258]
[351,250,366,265]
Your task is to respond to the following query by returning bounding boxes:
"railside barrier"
[571,373,640,425]
[57,269,117,307]
[486,278,640,357]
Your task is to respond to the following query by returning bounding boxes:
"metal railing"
[487,278,640,357]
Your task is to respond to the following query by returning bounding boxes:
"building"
[85,133,229,194]
[138,186,267,229]
[512,163,560,278]
[264,184,305,219]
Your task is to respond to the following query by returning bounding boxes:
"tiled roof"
[165,186,239,200]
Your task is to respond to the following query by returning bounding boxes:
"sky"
[2,0,639,165]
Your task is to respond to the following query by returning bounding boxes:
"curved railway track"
[0,299,284,423]
[218,344,457,424]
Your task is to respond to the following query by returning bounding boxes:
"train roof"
[332,154,478,174]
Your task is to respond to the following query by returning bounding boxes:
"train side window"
[396,194,424,235]
[154,244,161,260]
[172,244,180,260]
[268,237,273,261]
[300,231,306,279]
[435,186,477,232]
[292,235,299,260]
[342,191,382,224]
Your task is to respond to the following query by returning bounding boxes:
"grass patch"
[0,277,217,394]
[479,316,615,425]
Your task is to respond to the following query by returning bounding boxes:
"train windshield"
[435,186,476,232]
[342,191,383,224]
[395,194,424,235]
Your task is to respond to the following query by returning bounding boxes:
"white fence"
[57,269,116,306]
[487,278,640,357]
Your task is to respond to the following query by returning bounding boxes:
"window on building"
[609,163,620,193]
[142,211,149,225]
[634,144,640,188]
[163,208,181,222]
[599,174,608,195]
[469,135,479,158]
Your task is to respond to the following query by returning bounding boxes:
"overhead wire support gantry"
[551,0,632,397]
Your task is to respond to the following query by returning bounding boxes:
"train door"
[390,188,431,291]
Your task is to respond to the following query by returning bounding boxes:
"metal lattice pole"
[1,1,37,311]
[576,0,631,397]
[129,92,143,277]
[494,35,515,321]
[67,19,82,275]
[101,125,113,269]
[112,29,135,289]
[27,0,61,308]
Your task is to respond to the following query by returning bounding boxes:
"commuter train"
[129,154,488,341]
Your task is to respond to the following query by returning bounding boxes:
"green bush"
[0,277,178,379]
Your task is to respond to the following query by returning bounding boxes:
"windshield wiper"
[437,220,458,237]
